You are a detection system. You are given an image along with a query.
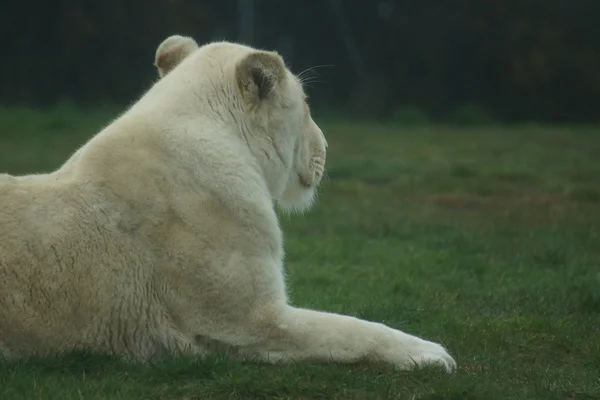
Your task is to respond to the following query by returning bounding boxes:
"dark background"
[1,0,599,123]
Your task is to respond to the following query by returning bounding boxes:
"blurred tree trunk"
[237,0,255,45]
[327,0,391,117]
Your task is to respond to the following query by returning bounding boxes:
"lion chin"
[0,35,455,372]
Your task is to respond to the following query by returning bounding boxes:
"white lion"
[0,35,456,372]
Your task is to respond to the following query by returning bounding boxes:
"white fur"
[0,36,455,372]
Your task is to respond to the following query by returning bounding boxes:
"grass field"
[0,107,599,399]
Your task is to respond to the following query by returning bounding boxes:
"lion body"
[0,36,455,371]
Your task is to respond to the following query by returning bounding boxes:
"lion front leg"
[157,245,455,371]
[229,305,456,372]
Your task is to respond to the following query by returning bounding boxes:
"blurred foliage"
[0,0,599,122]
[447,104,497,126]
[392,106,433,126]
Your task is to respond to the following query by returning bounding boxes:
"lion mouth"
[298,173,313,188]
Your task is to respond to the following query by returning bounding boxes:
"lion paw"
[400,338,457,372]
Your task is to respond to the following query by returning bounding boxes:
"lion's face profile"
[155,35,327,213]
[276,79,327,213]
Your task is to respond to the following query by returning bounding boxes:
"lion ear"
[236,51,286,103]
[154,35,199,77]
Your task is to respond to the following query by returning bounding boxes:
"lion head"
[154,35,327,213]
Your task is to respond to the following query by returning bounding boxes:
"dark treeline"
[1,0,599,122]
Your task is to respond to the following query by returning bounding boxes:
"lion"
[0,35,456,372]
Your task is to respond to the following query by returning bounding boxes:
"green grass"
[1,107,599,399]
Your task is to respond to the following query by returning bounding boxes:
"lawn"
[0,107,599,399]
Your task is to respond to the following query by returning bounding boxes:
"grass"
[1,107,599,399]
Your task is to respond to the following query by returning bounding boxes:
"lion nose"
[317,126,327,149]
